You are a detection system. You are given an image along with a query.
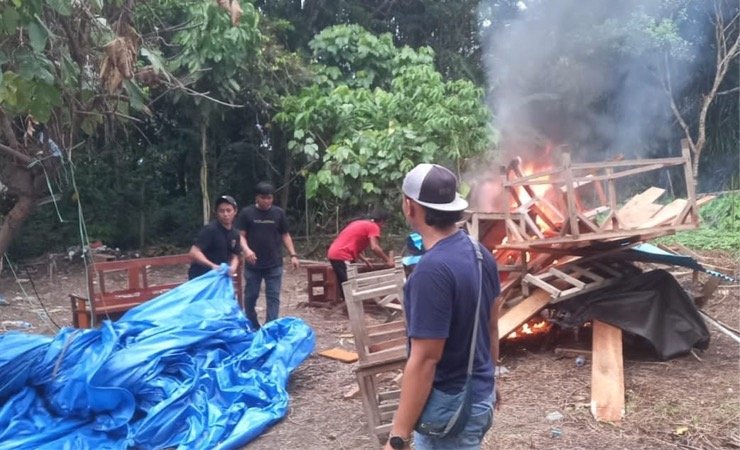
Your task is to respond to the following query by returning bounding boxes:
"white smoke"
[479,0,711,162]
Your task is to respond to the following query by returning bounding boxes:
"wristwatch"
[388,435,410,449]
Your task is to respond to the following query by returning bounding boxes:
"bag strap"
[438,234,484,437]
[465,234,484,376]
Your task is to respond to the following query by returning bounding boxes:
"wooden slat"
[568,265,604,282]
[377,389,402,402]
[591,320,624,422]
[549,268,586,288]
[368,337,407,353]
[498,289,551,338]
[681,140,698,224]
[570,157,684,170]
[575,163,667,183]
[562,153,579,238]
[523,274,562,297]
[616,187,665,228]
[639,199,687,228]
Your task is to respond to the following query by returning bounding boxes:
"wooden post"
[562,153,579,238]
[681,139,699,224]
[591,320,624,422]
[606,167,620,230]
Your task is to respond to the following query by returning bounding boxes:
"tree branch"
[0,108,20,149]
[716,86,740,95]
[0,142,33,165]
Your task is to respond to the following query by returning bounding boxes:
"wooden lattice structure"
[468,140,713,422]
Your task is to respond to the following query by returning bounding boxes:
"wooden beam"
[562,153,579,238]
[570,157,684,170]
[498,289,551,338]
[591,320,624,422]
[681,140,698,223]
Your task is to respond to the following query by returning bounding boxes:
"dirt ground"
[0,249,738,450]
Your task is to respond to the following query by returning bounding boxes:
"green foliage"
[275,25,492,209]
[659,193,740,255]
[0,0,63,122]
[170,1,262,101]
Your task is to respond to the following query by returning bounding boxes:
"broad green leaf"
[123,79,152,116]
[1,8,19,34]
[47,0,73,16]
[27,20,48,52]
[140,48,167,76]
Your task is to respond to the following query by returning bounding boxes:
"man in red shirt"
[327,209,394,294]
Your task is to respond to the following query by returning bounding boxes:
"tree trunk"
[200,121,210,225]
[0,193,36,261]
[280,151,293,208]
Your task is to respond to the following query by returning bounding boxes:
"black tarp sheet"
[552,269,710,360]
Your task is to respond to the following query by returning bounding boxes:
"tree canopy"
[0,0,737,260]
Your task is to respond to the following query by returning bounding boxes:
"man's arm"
[385,338,445,448]
[282,233,299,269]
[240,230,257,265]
[189,245,218,271]
[369,236,394,267]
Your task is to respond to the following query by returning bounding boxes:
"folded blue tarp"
[0,265,315,449]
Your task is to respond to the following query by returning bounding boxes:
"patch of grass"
[658,193,740,256]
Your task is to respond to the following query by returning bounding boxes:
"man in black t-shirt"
[236,182,300,328]
[188,195,242,280]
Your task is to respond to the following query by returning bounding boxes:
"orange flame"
[506,320,551,340]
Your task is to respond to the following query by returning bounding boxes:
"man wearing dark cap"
[236,182,300,328]
[385,164,501,450]
[188,195,242,280]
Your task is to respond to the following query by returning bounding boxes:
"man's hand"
[244,248,257,265]
[386,250,395,267]
[290,255,300,269]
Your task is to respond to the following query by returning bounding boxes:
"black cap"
[215,195,238,209]
[255,182,275,196]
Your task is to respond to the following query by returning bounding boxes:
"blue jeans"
[244,265,283,327]
[413,395,494,450]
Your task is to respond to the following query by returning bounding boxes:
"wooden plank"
[562,153,579,238]
[570,157,684,170]
[590,320,624,422]
[319,348,359,363]
[681,140,698,224]
[498,289,551,338]
[639,199,687,228]
[621,186,665,211]
[574,163,667,183]
[617,189,665,228]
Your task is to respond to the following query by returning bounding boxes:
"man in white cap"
[385,164,501,450]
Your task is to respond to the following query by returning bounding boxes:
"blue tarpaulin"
[0,265,315,449]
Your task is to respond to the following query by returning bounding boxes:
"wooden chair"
[343,266,407,443]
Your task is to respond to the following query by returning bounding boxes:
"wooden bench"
[70,254,243,328]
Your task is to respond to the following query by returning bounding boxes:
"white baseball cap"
[402,163,468,211]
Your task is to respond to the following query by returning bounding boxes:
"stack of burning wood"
[467,140,715,421]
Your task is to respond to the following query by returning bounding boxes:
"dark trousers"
[329,259,348,299]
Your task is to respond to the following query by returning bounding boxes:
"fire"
[506,154,562,235]
[506,320,551,340]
